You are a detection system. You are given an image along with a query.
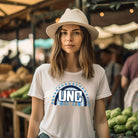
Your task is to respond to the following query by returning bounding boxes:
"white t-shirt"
[28,64,111,138]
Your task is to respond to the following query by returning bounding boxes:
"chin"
[66,50,79,54]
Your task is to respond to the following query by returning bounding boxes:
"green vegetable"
[108,117,116,128]
[132,111,138,117]
[126,120,136,130]
[128,116,137,122]
[22,90,30,99]
[125,130,133,136]
[10,84,30,98]
[106,110,111,120]
[115,115,128,125]
[22,105,32,114]
[114,125,126,133]
[122,107,132,117]
[110,107,121,118]
[133,123,138,132]
[109,128,114,133]
[136,131,138,137]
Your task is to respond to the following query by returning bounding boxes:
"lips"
[65,44,75,47]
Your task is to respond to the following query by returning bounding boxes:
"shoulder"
[93,64,105,77]
[35,63,50,74]
[126,53,136,62]
[93,64,105,73]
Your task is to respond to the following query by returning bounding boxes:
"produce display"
[106,107,138,137]
[0,88,17,98]
[9,83,31,99]
[0,66,32,138]
[2,66,33,84]
[0,64,12,74]
[0,66,33,99]
[0,66,33,92]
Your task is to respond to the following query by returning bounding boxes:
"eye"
[73,31,81,35]
[60,31,67,35]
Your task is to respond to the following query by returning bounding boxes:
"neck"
[65,53,81,72]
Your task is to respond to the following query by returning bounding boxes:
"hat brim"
[46,21,99,41]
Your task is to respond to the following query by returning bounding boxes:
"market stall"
[0,65,33,138]
[0,0,138,138]
[0,98,31,138]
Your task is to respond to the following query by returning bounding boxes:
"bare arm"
[94,99,110,138]
[27,97,44,138]
[121,75,129,91]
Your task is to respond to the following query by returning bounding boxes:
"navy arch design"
[54,85,87,106]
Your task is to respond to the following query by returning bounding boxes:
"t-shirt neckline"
[64,70,82,75]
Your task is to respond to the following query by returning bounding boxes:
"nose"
[66,32,72,41]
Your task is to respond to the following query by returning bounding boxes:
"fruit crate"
[0,98,31,138]
[15,106,31,138]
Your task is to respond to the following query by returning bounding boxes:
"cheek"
[61,36,66,42]
[78,38,82,46]
[60,37,64,46]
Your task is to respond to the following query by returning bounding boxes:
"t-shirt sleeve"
[28,67,44,100]
[96,70,112,100]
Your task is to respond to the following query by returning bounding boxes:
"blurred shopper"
[25,55,34,73]
[121,51,138,111]
[11,52,22,72]
[27,8,111,138]
[1,49,12,64]
[100,47,122,109]
[107,43,124,65]
[123,78,138,112]
[121,51,138,91]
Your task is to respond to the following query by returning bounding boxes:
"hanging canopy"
[0,0,138,40]
[0,0,75,36]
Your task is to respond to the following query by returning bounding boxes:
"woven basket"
[0,64,12,74]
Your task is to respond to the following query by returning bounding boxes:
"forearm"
[94,99,110,138]
[121,76,129,91]
[27,117,41,138]
[27,97,44,138]
[95,120,110,138]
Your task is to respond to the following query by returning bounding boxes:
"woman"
[27,8,111,138]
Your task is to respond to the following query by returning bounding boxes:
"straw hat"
[46,8,99,41]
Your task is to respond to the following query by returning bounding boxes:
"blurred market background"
[0,0,138,138]
[0,0,138,69]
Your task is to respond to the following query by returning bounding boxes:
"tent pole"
[31,17,36,74]
[16,27,19,53]
[76,0,83,10]
[85,0,91,24]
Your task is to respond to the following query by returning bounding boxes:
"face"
[100,52,111,66]
[60,24,83,54]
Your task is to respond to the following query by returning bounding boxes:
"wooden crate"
[0,98,4,138]
[0,98,31,138]
[16,109,30,138]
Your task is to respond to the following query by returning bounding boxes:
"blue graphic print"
[51,82,89,107]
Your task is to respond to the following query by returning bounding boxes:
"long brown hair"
[49,25,95,79]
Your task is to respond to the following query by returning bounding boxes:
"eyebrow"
[61,29,81,31]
